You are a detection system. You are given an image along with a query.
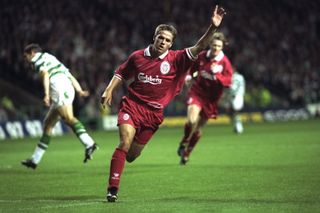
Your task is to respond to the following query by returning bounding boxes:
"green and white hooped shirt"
[31,52,72,79]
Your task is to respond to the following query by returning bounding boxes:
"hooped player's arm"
[39,69,50,107]
[189,5,226,57]
[101,75,123,107]
[69,75,90,97]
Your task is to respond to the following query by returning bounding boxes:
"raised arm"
[100,76,123,107]
[189,5,226,57]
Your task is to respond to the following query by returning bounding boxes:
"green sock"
[37,134,51,150]
[71,121,94,147]
[71,121,87,137]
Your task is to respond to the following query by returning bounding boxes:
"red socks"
[108,148,127,190]
[180,123,192,145]
[180,123,202,158]
[183,131,201,158]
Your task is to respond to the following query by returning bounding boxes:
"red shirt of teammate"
[178,32,233,165]
[188,50,233,118]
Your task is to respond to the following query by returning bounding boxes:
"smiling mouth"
[155,46,164,53]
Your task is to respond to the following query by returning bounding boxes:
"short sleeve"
[114,53,135,81]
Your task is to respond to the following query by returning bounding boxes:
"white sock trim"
[31,146,46,164]
[79,133,94,148]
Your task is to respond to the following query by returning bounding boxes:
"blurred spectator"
[244,84,272,109]
[0,107,8,122]
[1,96,15,112]
[0,96,16,120]
[0,0,319,118]
[259,86,272,108]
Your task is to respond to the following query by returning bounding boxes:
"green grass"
[0,119,319,212]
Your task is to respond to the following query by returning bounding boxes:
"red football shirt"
[189,50,233,102]
[115,46,196,109]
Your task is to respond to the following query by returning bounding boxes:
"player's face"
[24,52,34,63]
[153,30,173,55]
[210,39,223,57]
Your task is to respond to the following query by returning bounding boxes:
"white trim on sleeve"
[186,48,198,61]
[114,74,123,81]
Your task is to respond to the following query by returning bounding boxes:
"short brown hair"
[212,32,228,45]
[24,43,42,54]
[154,24,178,41]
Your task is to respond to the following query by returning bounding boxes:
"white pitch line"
[20,201,104,210]
[0,199,105,210]
[0,199,102,202]
[0,165,12,169]
[0,200,23,203]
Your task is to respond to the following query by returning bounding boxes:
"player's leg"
[107,124,136,202]
[126,125,157,163]
[186,104,202,140]
[177,123,192,156]
[232,111,243,134]
[177,104,201,157]
[181,116,207,165]
[58,104,98,162]
[126,142,145,163]
[232,95,244,134]
[21,108,60,169]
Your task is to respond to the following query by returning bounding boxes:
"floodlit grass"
[0,119,319,212]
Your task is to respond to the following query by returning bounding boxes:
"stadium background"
[0,0,319,137]
[0,1,319,212]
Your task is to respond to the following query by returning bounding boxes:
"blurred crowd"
[0,0,319,120]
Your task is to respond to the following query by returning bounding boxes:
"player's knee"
[63,116,76,125]
[43,125,53,134]
[187,118,197,127]
[118,141,131,152]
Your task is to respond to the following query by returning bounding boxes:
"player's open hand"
[78,90,90,97]
[212,5,226,27]
[101,89,112,108]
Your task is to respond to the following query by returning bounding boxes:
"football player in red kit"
[177,32,233,165]
[100,5,226,202]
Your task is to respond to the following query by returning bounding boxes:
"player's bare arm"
[101,76,123,107]
[40,70,50,107]
[70,75,90,97]
[189,5,226,57]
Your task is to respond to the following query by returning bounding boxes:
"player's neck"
[150,45,162,58]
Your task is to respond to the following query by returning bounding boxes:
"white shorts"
[49,74,75,109]
[232,95,244,111]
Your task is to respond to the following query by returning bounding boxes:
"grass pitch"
[0,119,319,212]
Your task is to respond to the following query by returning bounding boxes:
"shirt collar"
[206,50,224,62]
[31,52,43,62]
[144,45,169,59]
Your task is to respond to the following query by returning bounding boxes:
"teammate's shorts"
[186,92,218,120]
[117,96,164,145]
[232,94,244,111]
[49,74,75,109]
